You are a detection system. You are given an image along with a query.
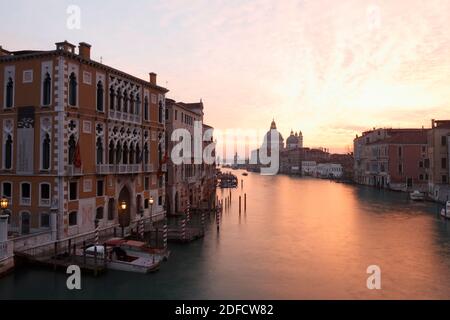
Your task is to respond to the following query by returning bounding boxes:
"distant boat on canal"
[410,190,425,201]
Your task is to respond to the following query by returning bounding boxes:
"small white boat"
[83,240,162,274]
[441,201,450,219]
[410,190,425,201]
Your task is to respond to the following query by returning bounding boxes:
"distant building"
[316,163,343,178]
[354,128,428,191]
[286,130,303,149]
[426,120,450,202]
[301,161,316,176]
[165,99,216,215]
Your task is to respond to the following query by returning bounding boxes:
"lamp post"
[120,200,127,238]
[149,196,154,224]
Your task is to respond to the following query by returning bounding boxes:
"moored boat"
[82,239,162,274]
[410,190,425,201]
[441,201,450,219]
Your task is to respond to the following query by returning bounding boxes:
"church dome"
[286,130,299,145]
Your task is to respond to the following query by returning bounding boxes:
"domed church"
[286,129,303,149]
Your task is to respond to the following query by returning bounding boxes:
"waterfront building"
[316,163,343,178]
[279,147,330,175]
[0,41,168,248]
[301,161,316,176]
[165,99,216,215]
[426,119,450,202]
[354,128,428,191]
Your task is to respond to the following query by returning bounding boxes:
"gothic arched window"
[144,97,149,121]
[43,73,51,106]
[68,134,76,165]
[122,143,129,164]
[115,141,122,164]
[116,89,122,111]
[135,95,141,115]
[129,94,134,114]
[68,73,77,106]
[123,91,128,113]
[96,137,104,164]
[96,81,104,112]
[109,86,115,111]
[108,140,115,164]
[158,101,163,123]
[42,133,50,170]
[6,77,13,108]
[4,134,12,169]
[144,143,149,164]
[129,144,135,164]
[136,144,141,164]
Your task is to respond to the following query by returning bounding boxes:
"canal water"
[1,170,450,299]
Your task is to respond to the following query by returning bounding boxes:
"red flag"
[73,140,82,168]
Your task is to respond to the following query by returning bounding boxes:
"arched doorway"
[118,186,131,227]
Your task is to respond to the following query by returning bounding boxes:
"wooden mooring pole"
[244,193,247,211]
[239,196,241,214]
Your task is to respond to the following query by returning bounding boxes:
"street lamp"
[0,198,9,224]
[0,198,8,211]
[149,196,154,221]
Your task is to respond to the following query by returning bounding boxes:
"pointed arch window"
[144,143,149,164]
[158,100,163,123]
[108,140,115,164]
[129,94,135,114]
[116,141,122,164]
[42,133,51,170]
[4,134,12,169]
[129,144,135,164]
[123,91,128,113]
[135,95,141,115]
[144,97,149,121]
[123,143,129,164]
[96,81,104,112]
[43,73,51,106]
[109,86,115,111]
[6,77,13,108]
[116,89,122,111]
[68,134,76,165]
[96,137,104,164]
[136,144,141,164]
[68,73,77,106]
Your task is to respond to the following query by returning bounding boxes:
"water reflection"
[1,171,450,299]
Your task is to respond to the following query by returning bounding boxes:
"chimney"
[149,72,157,85]
[78,42,91,60]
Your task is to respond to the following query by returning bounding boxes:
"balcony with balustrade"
[95,163,143,175]
[108,109,141,125]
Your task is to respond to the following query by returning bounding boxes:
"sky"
[2,0,450,153]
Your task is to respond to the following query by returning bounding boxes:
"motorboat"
[441,201,450,219]
[82,239,162,274]
[242,172,248,176]
[409,190,425,201]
